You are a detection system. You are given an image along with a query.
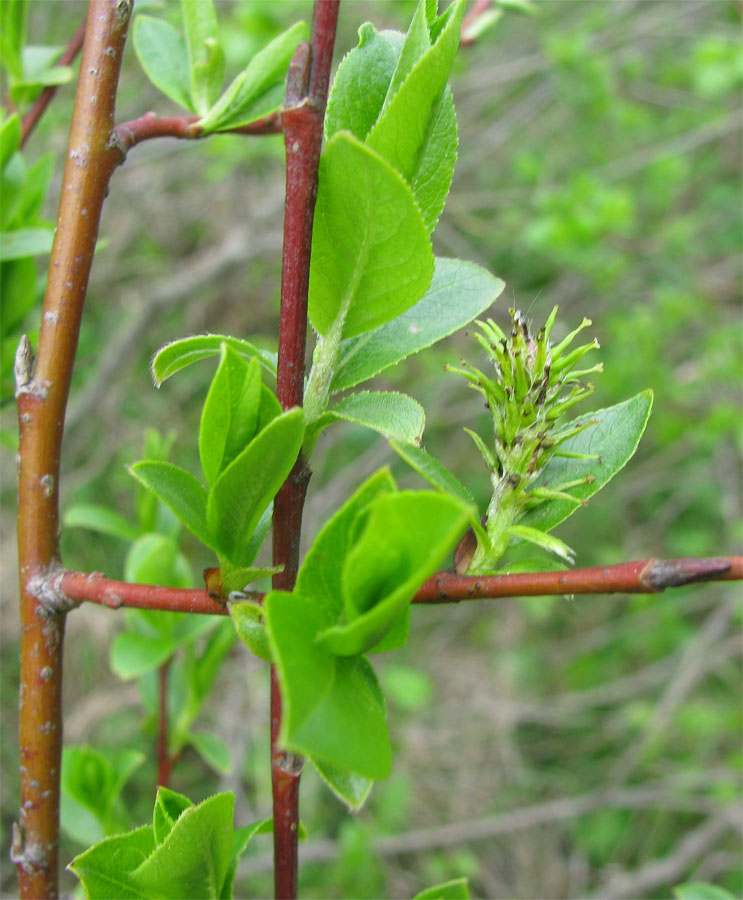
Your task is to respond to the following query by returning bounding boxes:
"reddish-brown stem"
[112,110,281,151]
[270,4,340,897]
[58,556,742,616]
[14,3,131,897]
[20,18,87,148]
[460,0,496,46]
[157,659,172,789]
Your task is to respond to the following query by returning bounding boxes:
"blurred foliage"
[1,1,740,899]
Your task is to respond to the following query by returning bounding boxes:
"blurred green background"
[1,1,741,898]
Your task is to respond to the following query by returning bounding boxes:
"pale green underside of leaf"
[331,257,505,392]
[308,131,433,339]
[230,600,273,662]
[311,757,375,811]
[522,390,654,534]
[151,334,276,387]
[181,0,224,115]
[63,503,140,542]
[188,731,232,774]
[0,226,53,260]
[133,16,193,111]
[308,390,425,446]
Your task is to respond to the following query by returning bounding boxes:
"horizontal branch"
[111,110,281,156]
[56,555,742,616]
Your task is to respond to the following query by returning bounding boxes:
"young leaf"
[188,731,232,774]
[310,757,374,812]
[307,390,425,447]
[129,792,234,899]
[414,877,470,899]
[325,26,404,142]
[207,407,304,565]
[199,346,262,486]
[230,599,273,662]
[522,390,653,534]
[123,533,192,588]
[295,469,396,623]
[129,461,215,551]
[133,16,193,111]
[110,631,179,680]
[0,112,21,171]
[181,0,225,116]
[151,334,276,387]
[320,492,471,656]
[265,591,391,779]
[366,0,466,230]
[153,787,193,846]
[389,440,476,506]
[332,257,504,392]
[68,825,156,899]
[198,21,306,132]
[308,132,433,340]
[0,1,27,82]
[63,503,140,542]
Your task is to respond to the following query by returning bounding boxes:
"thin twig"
[157,659,172,789]
[14,3,132,896]
[20,18,87,148]
[111,110,281,153]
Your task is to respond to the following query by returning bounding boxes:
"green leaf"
[7,151,54,229]
[153,787,192,846]
[366,0,466,230]
[181,0,225,116]
[1,256,40,336]
[151,333,276,386]
[308,131,433,340]
[674,884,738,900]
[0,113,21,171]
[111,631,178,679]
[266,591,391,779]
[124,533,193,588]
[325,26,404,143]
[198,21,306,132]
[389,440,476,506]
[133,16,193,111]
[310,757,374,811]
[68,826,156,899]
[61,746,146,846]
[0,226,53,260]
[320,492,471,656]
[199,346,262,486]
[414,877,471,899]
[130,792,233,899]
[295,469,396,623]
[308,391,425,446]
[220,819,273,899]
[128,461,215,551]
[63,503,140,542]
[522,391,653,534]
[332,257,505,392]
[0,1,27,82]
[207,407,304,566]
[188,731,232,774]
[230,599,272,662]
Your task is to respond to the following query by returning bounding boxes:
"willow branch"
[111,110,281,152]
[14,3,131,897]
[20,18,87,148]
[57,556,742,617]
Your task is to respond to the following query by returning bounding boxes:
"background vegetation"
[1,1,740,897]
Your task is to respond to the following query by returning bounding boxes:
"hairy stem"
[14,3,131,897]
[271,3,340,897]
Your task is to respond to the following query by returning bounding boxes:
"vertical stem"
[271,3,340,898]
[14,3,131,897]
[157,659,172,788]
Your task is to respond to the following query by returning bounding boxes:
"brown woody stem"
[20,18,87,148]
[157,659,172,789]
[14,3,131,897]
[58,556,742,617]
[270,3,340,897]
